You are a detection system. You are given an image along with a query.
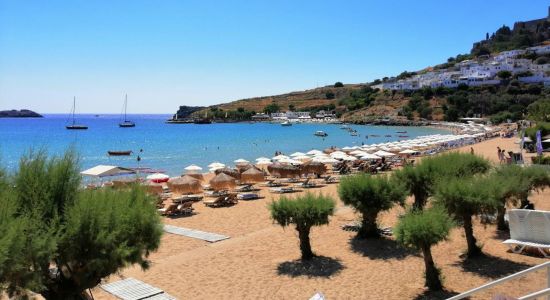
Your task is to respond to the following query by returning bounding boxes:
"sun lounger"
[204,194,238,207]
[269,187,296,194]
[237,193,261,200]
[261,180,285,187]
[234,184,259,192]
[172,194,203,203]
[503,209,550,257]
[158,202,194,216]
[324,176,340,184]
[204,190,229,198]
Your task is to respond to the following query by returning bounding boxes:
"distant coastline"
[0,109,43,118]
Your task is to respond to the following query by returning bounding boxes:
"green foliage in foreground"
[395,152,491,210]
[395,207,454,291]
[434,176,498,258]
[527,99,550,122]
[0,150,163,299]
[525,122,550,142]
[338,174,406,238]
[269,193,335,260]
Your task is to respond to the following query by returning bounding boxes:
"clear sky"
[0,0,548,114]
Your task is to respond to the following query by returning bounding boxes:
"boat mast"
[72,96,76,125]
[124,94,128,122]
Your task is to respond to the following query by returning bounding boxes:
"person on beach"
[470,147,474,155]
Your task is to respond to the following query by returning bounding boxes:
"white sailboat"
[119,94,135,127]
[66,97,88,130]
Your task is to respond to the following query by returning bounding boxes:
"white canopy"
[146,173,169,180]
[399,149,418,154]
[80,165,135,178]
[255,157,271,161]
[306,150,323,155]
[290,152,306,157]
[374,150,396,157]
[360,153,382,160]
[208,162,226,169]
[234,158,249,164]
[184,164,203,172]
[272,155,290,160]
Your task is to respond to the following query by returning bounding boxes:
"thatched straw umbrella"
[112,177,138,189]
[268,163,300,178]
[240,167,265,184]
[300,161,327,177]
[215,167,241,180]
[236,163,255,173]
[168,175,202,194]
[143,181,164,194]
[186,173,204,181]
[209,172,237,191]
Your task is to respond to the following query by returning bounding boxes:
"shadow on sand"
[412,289,460,300]
[277,255,344,278]
[492,229,510,241]
[456,253,533,279]
[349,236,417,260]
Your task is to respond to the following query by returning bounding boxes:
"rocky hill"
[0,109,42,118]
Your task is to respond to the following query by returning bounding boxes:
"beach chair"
[502,209,550,257]
[176,202,194,215]
[324,176,340,184]
[234,184,257,192]
[269,187,295,194]
[237,193,261,200]
[158,204,178,216]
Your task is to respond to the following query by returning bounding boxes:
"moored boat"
[119,95,135,127]
[108,150,133,156]
[314,131,328,137]
[281,121,292,126]
[66,97,88,130]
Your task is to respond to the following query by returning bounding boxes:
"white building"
[527,45,550,55]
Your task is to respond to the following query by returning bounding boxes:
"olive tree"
[0,151,163,299]
[395,152,491,210]
[395,207,454,291]
[338,174,406,238]
[269,193,335,260]
[434,177,497,258]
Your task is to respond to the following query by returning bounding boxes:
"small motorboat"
[350,132,358,136]
[369,134,380,137]
[314,131,328,137]
[398,135,409,138]
[108,150,133,156]
[384,135,392,137]
[281,121,292,126]
[396,131,407,134]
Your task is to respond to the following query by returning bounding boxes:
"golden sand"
[92,137,548,300]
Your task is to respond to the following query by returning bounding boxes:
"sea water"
[0,114,447,176]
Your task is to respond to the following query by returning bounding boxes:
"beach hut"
[240,167,265,184]
[215,167,241,180]
[209,172,237,191]
[168,175,202,194]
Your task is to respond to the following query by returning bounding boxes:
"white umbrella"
[342,156,357,161]
[272,155,290,160]
[234,158,249,164]
[361,153,382,160]
[294,155,312,161]
[208,162,225,169]
[256,160,273,166]
[307,150,323,155]
[146,173,169,181]
[184,164,203,172]
[374,150,396,157]
[350,150,368,156]
[399,149,417,154]
[255,157,271,161]
[290,152,306,157]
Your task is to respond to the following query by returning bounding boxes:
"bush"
[269,193,335,260]
[325,91,335,99]
[395,207,454,291]
[334,82,344,88]
[497,70,512,80]
[338,174,406,238]
[0,150,162,299]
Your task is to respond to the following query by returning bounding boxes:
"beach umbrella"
[187,173,204,181]
[184,164,203,173]
[293,155,312,161]
[373,150,396,157]
[272,155,290,161]
[268,163,300,178]
[300,161,327,176]
[146,173,169,183]
[208,162,226,169]
[361,153,382,160]
[234,158,249,164]
[168,175,202,194]
[255,157,271,161]
[256,159,273,166]
[290,152,306,157]
[209,172,237,191]
[215,167,241,180]
[399,149,418,155]
[143,181,164,194]
[350,150,367,156]
[240,167,265,184]
[342,156,357,161]
[306,150,323,155]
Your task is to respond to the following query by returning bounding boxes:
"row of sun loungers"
[158,202,194,217]
[203,194,239,207]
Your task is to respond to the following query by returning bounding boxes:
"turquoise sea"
[0,114,447,176]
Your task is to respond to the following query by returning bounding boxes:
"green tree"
[269,193,335,260]
[263,102,280,114]
[338,174,406,238]
[288,104,295,111]
[434,177,497,257]
[0,150,163,299]
[527,99,550,122]
[497,70,512,80]
[334,82,344,88]
[325,91,335,99]
[395,207,454,291]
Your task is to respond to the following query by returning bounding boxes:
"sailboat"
[119,94,135,127]
[66,97,88,130]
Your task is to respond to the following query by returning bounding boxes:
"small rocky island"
[0,109,43,118]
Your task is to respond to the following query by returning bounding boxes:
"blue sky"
[0,0,548,113]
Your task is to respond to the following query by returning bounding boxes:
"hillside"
[182,9,550,124]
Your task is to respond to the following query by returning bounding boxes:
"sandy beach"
[92,136,548,300]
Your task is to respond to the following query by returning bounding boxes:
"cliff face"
[174,106,205,119]
[0,109,43,118]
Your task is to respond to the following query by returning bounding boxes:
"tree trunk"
[496,205,508,231]
[358,212,379,238]
[463,214,481,257]
[412,192,427,211]
[422,245,442,291]
[297,226,314,260]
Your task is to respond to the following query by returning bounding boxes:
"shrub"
[269,193,335,260]
[395,207,454,291]
[334,82,344,88]
[338,174,406,238]
[0,150,162,299]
